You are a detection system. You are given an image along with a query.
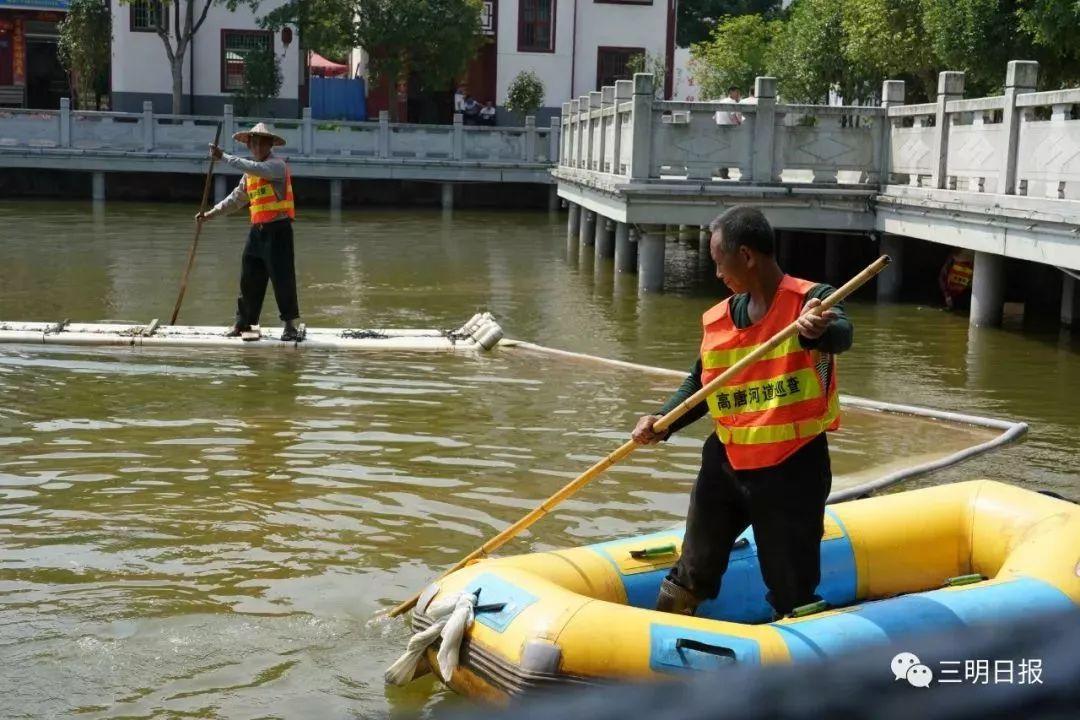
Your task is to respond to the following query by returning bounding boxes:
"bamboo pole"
[169,122,223,326]
[388,255,892,618]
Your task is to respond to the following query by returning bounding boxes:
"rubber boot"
[655,578,700,616]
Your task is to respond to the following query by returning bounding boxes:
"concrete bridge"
[555,62,1080,327]
[0,104,560,210]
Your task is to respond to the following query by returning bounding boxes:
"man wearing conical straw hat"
[197,122,302,342]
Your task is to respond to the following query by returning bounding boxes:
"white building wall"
[570,0,668,100]
[110,0,299,115]
[495,0,671,115]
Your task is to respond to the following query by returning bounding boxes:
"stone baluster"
[751,76,777,183]
[932,71,965,190]
[629,74,655,180]
[999,60,1039,195]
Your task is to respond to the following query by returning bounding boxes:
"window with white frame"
[221,30,272,92]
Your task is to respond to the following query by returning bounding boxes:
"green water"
[1,201,1078,718]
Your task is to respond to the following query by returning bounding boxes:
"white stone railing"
[0,102,560,165]
[560,74,885,185]
[560,62,1080,200]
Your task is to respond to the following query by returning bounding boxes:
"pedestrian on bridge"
[196,122,302,342]
[631,206,853,619]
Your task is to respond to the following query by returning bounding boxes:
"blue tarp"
[0,0,70,9]
[310,76,366,122]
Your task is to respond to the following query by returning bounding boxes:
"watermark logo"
[892,652,1043,687]
[892,652,932,687]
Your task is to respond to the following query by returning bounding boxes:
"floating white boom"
[0,312,504,352]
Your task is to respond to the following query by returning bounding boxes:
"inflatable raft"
[410,480,1080,699]
[0,312,503,352]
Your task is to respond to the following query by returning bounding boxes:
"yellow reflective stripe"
[247,183,276,201]
[706,367,823,419]
[254,198,294,212]
[702,334,802,371]
[716,388,839,446]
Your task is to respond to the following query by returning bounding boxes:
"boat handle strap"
[675,638,737,662]
[629,543,677,559]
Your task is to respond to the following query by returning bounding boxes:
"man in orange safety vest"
[632,206,853,619]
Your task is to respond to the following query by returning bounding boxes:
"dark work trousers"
[667,432,832,617]
[235,219,299,328]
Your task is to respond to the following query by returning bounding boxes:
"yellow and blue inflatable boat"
[411,480,1080,700]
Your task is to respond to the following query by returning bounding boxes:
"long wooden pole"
[169,122,223,326]
[388,255,892,618]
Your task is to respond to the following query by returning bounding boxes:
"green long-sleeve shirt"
[658,283,853,436]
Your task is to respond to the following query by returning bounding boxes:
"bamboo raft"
[0,312,504,352]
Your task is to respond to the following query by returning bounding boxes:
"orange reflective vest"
[945,256,973,295]
[245,165,295,224]
[700,275,840,470]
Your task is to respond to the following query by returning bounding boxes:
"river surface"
[1,201,1078,719]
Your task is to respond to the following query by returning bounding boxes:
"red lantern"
[281,27,293,49]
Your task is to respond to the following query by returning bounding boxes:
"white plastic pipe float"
[498,339,1029,501]
[0,313,505,352]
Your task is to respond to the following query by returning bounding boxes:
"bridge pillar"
[441,183,454,211]
[970,251,1005,327]
[214,175,227,203]
[638,225,666,293]
[595,217,614,259]
[91,172,105,201]
[1062,272,1078,327]
[330,179,343,211]
[567,202,580,239]
[877,234,904,303]
[825,234,843,284]
[615,222,636,273]
[580,210,596,247]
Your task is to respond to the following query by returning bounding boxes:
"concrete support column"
[329,179,343,211]
[595,218,614,259]
[614,222,636,273]
[548,185,560,212]
[638,225,666,293]
[970,251,1005,327]
[877,234,904,303]
[91,171,105,201]
[580,210,596,247]
[778,230,797,271]
[441,183,454,211]
[214,175,227,203]
[567,202,581,239]
[1062,272,1078,327]
[824,234,843,284]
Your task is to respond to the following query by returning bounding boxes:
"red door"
[0,24,13,86]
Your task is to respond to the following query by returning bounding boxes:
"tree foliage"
[355,0,483,115]
[677,0,781,46]
[259,0,354,61]
[58,0,111,110]
[504,70,545,120]
[627,51,667,99]
[690,0,1080,107]
[690,14,777,100]
[237,41,282,116]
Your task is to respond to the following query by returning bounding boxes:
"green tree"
[355,0,483,119]
[920,0,1021,95]
[58,0,111,110]
[626,51,667,99]
[678,0,781,46]
[1016,0,1080,88]
[259,0,355,60]
[841,0,936,100]
[236,41,282,116]
[504,70,545,123]
[690,14,777,100]
[766,0,858,103]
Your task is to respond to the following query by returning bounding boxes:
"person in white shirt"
[454,85,466,114]
[479,101,496,126]
[714,86,744,126]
